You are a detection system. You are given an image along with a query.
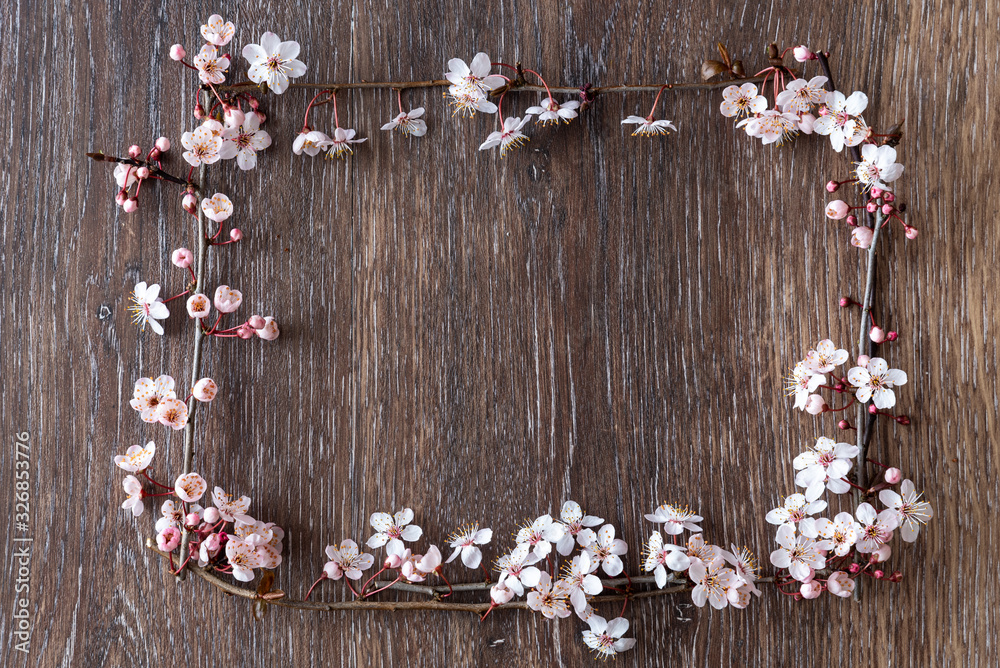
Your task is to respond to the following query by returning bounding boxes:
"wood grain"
[1,0,994,666]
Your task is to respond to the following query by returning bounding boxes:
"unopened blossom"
[157,526,182,552]
[324,540,375,580]
[293,130,332,156]
[880,479,933,542]
[115,441,156,472]
[174,472,207,502]
[155,398,188,430]
[129,282,170,335]
[644,530,691,588]
[226,537,264,582]
[786,361,826,410]
[805,394,827,415]
[827,571,855,598]
[122,475,144,516]
[114,163,138,189]
[585,524,628,576]
[855,502,899,553]
[186,293,211,319]
[737,109,800,145]
[556,500,603,555]
[199,532,223,567]
[765,492,828,529]
[805,339,849,374]
[689,559,740,609]
[496,543,542,596]
[582,615,637,658]
[171,248,193,268]
[212,486,252,522]
[201,193,234,222]
[444,53,503,115]
[221,112,272,170]
[180,126,224,166]
[213,285,243,313]
[525,97,581,124]
[193,44,229,84]
[621,115,677,137]
[201,14,235,46]
[794,436,859,497]
[723,544,762,596]
[490,581,514,605]
[769,524,832,581]
[381,107,428,136]
[847,357,908,409]
[367,508,423,552]
[719,83,767,118]
[561,551,603,614]
[479,116,531,156]
[856,143,905,191]
[242,32,307,94]
[815,512,862,556]
[254,316,280,340]
[445,524,493,569]
[814,90,869,152]
[644,503,703,534]
[200,118,226,140]
[526,571,573,619]
[326,127,367,159]
[400,551,428,582]
[193,377,218,402]
[851,226,874,249]
[516,514,566,558]
[685,533,725,570]
[129,375,176,422]
[775,76,829,113]
[793,45,815,62]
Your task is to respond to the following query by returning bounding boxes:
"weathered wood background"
[1,0,994,665]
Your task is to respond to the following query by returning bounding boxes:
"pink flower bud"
[230,228,243,241]
[204,507,221,524]
[128,145,142,158]
[895,415,911,425]
[886,330,898,341]
[214,285,243,313]
[889,570,903,582]
[193,378,218,402]
[254,316,280,341]
[194,104,205,119]
[881,203,894,215]
[805,394,827,415]
[873,569,884,579]
[905,226,919,240]
[172,247,193,268]
[846,214,858,227]
[848,562,861,574]
[850,226,873,249]
[868,404,878,415]
[237,324,254,339]
[884,467,903,484]
[837,419,852,430]
[417,545,443,573]
[156,136,171,151]
[869,326,886,343]
[157,526,182,552]
[185,512,201,527]
[827,571,855,598]
[136,166,150,179]
[793,45,815,62]
[186,293,211,319]
[826,180,840,193]
[123,198,138,213]
[870,187,882,198]
[224,107,246,128]
[115,192,127,207]
[254,111,267,124]
[248,97,260,111]
[838,297,850,307]
[865,201,878,213]
[857,354,870,367]
[875,545,892,563]
[825,200,849,220]
[800,580,823,599]
[182,192,198,215]
[148,148,161,160]
[490,583,514,605]
[883,192,895,203]
[169,44,186,61]
[248,315,266,329]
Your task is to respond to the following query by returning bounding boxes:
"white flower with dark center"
[200,14,235,46]
[775,76,829,113]
[560,551,603,614]
[769,524,832,581]
[129,375,176,422]
[847,357,908,409]
[785,361,826,410]
[220,112,272,170]
[719,83,767,118]
[621,115,677,137]
[765,492,828,529]
[193,44,229,85]
[242,32,307,94]
[805,339,849,374]
[644,530,691,588]
[367,508,422,552]
[324,540,376,580]
[292,130,332,156]
[856,144,905,191]
[794,437,860,497]
[879,479,933,542]
[114,441,157,472]
[526,571,572,619]
[155,499,203,533]
[479,116,531,156]
[181,126,224,166]
[585,524,628,576]
[813,90,869,152]
[556,500,603,555]
[212,486,252,522]
[737,110,801,145]
[128,282,169,335]
[516,514,566,558]
[525,97,581,124]
[689,559,740,609]
[815,512,862,556]
[445,524,493,569]
[855,502,899,552]
[381,107,428,136]
[685,533,725,570]
[445,53,504,115]
[325,127,367,159]
[496,543,542,596]
[582,615,637,658]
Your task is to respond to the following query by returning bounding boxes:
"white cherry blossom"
[582,615,636,658]
[814,90,869,152]
[805,339,849,374]
[855,502,899,552]
[736,109,800,145]
[525,97,581,124]
[621,115,677,136]
[689,559,740,609]
[847,357,908,409]
[585,524,628,576]
[556,500,603,555]
[325,127,367,159]
[643,530,691,588]
[775,76,829,113]
[719,83,767,118]
[526,572,572,619]
[180,126,224,166]
[324,540,375,580]
[794,437,860,498]
[129,375,176,422]
[765,492,827,529]
[242,32,307,94]
[212,486,252,522]
[723,544,761,596]
[786,361,825,410]
[220,112,272,170]
[121,475,144,516]
[496,543,542,596]
[114,441,156,472]
[193,44,229,85]
[685,533,725,570]
[200,14,235,46]
[769,524,832,582]
[129,282,169,335]
[560,551,603,614]
[644,503,703,534]
[879,479,933,542]
[293,130,332,156]
[479,116,531,156]
[226,537,264,582]
[381,107,428,136]
[201,193,233,222]
[856,143,905,191]
[367,508,423,552]
[516,514,566,558]
[174,472,207,503]
[445,524,493,569]
[815,511,862,556]
[445,53,504,115]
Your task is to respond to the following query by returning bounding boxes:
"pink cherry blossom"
[193,378,218,402]
[213,285,243,313]
[324,540,376,580]
[490,581,514,605]
[172,247,193,268]
[129,375,176,422]
[193,44,229,84]
[201,193,234,222]
[156,399,188,430]
[186,293,211,319]
[254,316,280,340]
[199,532,223,567]
[851,226,874,249]
[827,570,855,598]
[174,472,207,502]
[157,526,182,552]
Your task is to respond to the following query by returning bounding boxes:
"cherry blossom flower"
[254,316,280,340]
[526,571,572,619]
[445,524,493,568]
[114,163,138,189]
[381,107,428,136]
[400,551,428,582]
[213,285,243,313]
[727,583,757,609]
[193,44,229,84]
[201,14,235,46]
[201,193,233,222]
[174,472,207,502]
[643,530,691,588]
[220,112,272,170]
[775,76,829,114]
[723,544,762,596]
[689,559,740,609]
[585,524,628,576]
[155,499,202,533]
[785,361,825,410]
[155,399,188,430]
[855,502,899,553]
[444,53,503,115]
[621,115,677,137]
[525,97,581,124]
[242,32,307,94]
[324,540,375,580]
[815,512,862,556]
[879,479,933,542]
[556,501,603,555]
[114,441,156,472]
[765,492,827,529]
[856,144,905,191]
[367,508,423,552]
[644,503,702,534]
[827,571,856,598]
[234,520,284,568]
[736,110,800,145]
[496,543,542,596]
[847,357,907,409]
[719,83,767,118]
[769,524,832,581]
[516,514,566,558]
[187,293,211,319]
[129,375,176,422]
[685,533,724,570]
[490,581,514,605]
[560,551,603,614]
[325,127,367,159]
[226,537,264,581]
[814,90,869,152]
[479,116,531,156]
[200,118,226,140]
[794,437,859,498]
[129,282,170,335]
[293,130,332,156]
[121,475,144,516]
[417,545,443,575]
[582,615,637,658]
[193,378,218,402]
[157,526,182,552]
[805,339,849,374]
[851,226,874,249]
[212,486,252,522]
[180,126,224,166]
[199,532,223,567]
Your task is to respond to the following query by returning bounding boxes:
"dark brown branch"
[85,152,190,186]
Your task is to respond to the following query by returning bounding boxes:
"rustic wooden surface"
[1,0,995,665]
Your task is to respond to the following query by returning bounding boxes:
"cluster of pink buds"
[110,138,173,213]
[826,179,915,245]
[183,285,279,341]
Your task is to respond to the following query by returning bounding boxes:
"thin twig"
[85,153,189,186]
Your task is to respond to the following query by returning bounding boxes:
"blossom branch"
[85,152,190,187]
